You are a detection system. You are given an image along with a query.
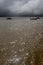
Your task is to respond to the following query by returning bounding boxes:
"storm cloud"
[0,0,43,16]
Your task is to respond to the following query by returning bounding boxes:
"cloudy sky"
[0,0,43,16]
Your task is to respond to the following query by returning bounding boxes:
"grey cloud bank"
[0,0,43,17]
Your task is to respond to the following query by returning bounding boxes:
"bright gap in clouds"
[9,0,39,14]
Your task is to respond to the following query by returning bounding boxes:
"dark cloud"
[0,0,43,17]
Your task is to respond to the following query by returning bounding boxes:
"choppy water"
[0,17,43,65]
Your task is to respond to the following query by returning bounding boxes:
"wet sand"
[0,17,43,65]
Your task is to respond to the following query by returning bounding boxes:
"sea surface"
[0,17,43,65]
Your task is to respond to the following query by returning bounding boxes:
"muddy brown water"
[0,17,43,65]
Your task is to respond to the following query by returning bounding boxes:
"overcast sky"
[0,0,43,16]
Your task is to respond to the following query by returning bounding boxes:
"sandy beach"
[0,17,43,65]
